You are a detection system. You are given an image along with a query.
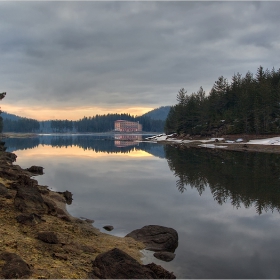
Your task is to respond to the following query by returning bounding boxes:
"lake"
[4,134,280,278]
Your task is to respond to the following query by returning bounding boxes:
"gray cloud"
[0,1,280,113]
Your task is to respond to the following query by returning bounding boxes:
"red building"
[114,120,142,132]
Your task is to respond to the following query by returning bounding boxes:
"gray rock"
[0,252,31,279]
[103,225,114,231]
[60,190,73,205]
[153,251,176,262]
[88,248,176,279]
[37,231,60,244]
[14,185,48,215]
[0,183,12,199]
[126,225,178,252]
[16,213,45,226]
[26,165,44,175]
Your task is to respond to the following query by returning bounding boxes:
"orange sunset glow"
[2,103,154,121]
[15,144,154,159]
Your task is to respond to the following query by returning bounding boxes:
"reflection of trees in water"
[165,145,280,214]
[48,136,164,156]
[4,137,40,152]
[4,135,166,159]
[50,136,136,154]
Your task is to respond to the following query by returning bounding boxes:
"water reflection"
[165,145,280,214]
[5,136,280,215]
[3,135,280,278]
[4,135,165,158]
[114,134,142,147]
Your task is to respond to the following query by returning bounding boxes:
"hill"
[1,110,167,133]
[1,112,21,121]
[142,106,170,121]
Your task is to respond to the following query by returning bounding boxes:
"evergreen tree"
[0,92,6,133]
[164,66,280,136]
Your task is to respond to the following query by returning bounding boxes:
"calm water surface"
[4,134,280,279]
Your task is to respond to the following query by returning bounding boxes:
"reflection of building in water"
[114,134,142,147]
[114,120,142,132]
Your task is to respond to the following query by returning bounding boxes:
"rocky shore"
[0,145,176,279]
[147,133,280,154]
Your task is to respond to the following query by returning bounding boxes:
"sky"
[0,1,280,121]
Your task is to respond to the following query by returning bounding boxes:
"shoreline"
[1,131,160,139]
[147,134,280,154]
[1,149,173,278]
[3,132,280,154]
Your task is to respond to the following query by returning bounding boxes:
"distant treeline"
[2,113,165,133]
[72,113,164,133]
[3,118,40,133]
[165,66,280,135]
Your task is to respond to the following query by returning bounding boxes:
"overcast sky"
[0,1,280,120]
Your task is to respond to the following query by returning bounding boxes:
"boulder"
[26,166,44,175]
[62,190,73,205]
[103,225,114,231]
[0,183,12,199]
[37,231,60,244]
[153,251,176,262]
[37,231,71,245]
[88,248,176,279]
[126,225,178,252]
[58,190,73,205]
[16,213,45,226]
[145,263,176,279]
[14,185,48,215]
[0,252,31,279]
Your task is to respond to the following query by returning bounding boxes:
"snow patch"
[248,137,280,145]
[199,144,227,149]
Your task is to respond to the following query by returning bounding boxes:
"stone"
[37,185,50,195]
[58,190,73,205]
[103,225,114,231]
[14,185,48,215]
[26,165,44,175]
[63,190,73,205]
[88,248,176,279]
[52,253,68,261]
[0,183,12,199]
[153,251,176,262]
[145,263,176,279]
[42,197,58,215]
[37,231,60,244]
[126,225,178,252]
[16,213,45,226]
[0,252,31,279]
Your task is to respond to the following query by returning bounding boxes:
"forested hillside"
[1,112,21,121]
[165,66,280,136]
[3,113,165,133]
[67,113,164,133]
[3,117,40,133]
[142,106,170,121]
